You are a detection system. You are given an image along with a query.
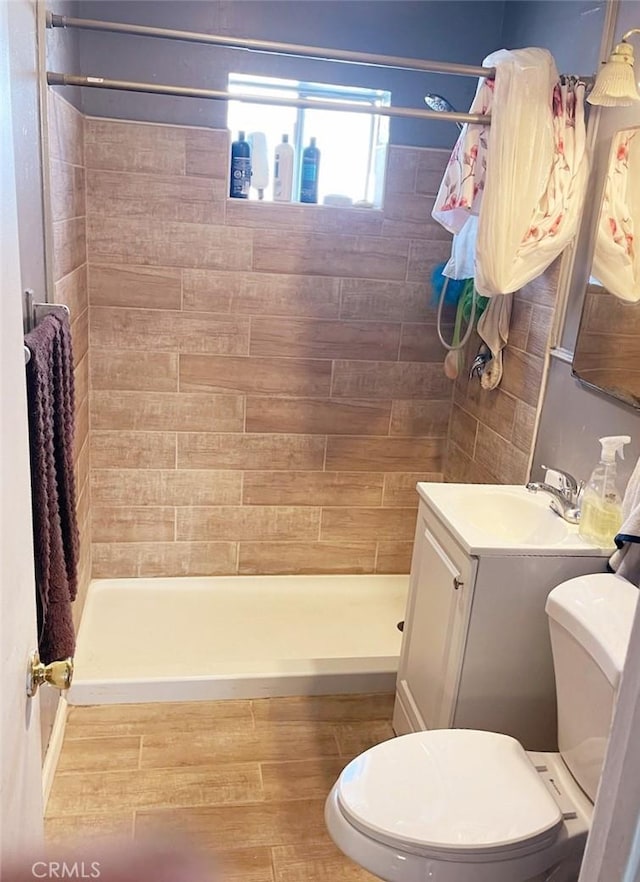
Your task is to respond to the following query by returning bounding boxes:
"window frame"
[228,73,390,204]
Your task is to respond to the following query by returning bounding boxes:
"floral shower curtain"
[432,47,589,388]
[592,127,640,303]
[433,47,589,295]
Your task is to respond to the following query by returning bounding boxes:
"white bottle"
[248,132,269,200]
[273,134,294,202]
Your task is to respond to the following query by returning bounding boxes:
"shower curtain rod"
[46,73,492,125]
[46,12,496,79]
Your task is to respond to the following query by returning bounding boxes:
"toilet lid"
[337,729,563,858]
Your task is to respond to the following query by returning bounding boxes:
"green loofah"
[451,281,489,347]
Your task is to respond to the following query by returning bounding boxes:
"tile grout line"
[51,212,86,224]
[257,762,265,804]
[47,700,398,849]
[331,724,342,757]
[269,847,277,882]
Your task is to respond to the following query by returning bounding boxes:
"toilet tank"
[545,573,638,802]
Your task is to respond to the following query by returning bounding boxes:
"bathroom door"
[0,0,45,864]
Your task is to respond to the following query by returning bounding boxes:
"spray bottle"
[579,435,631,546]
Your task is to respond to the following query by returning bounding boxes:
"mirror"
[573,126,640,407]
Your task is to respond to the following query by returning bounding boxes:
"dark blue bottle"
[229,130,251,198]
[300,137,320,203]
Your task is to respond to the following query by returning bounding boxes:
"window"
[227,73,390,205]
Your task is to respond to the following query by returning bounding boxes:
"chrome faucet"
[526,466,583,524]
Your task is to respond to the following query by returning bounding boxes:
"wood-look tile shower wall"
[82,116,456,577]
[444,265,558,484]
[48,92,92,624]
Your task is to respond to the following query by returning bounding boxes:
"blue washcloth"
[430,263,470,308]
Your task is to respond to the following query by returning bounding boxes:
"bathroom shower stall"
[45,6,558,703]
[50,91,448,701]
[69,574,409,703]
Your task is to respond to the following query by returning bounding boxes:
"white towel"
[476,293,513,390]
[609,454,640,586]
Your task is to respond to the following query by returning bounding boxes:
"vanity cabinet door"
[396,520,475,731]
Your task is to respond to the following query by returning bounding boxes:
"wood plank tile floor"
[46,693,396,881]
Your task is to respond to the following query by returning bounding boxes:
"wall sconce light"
[587,29,640,106]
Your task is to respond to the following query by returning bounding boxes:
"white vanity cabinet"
[393,484,610,751]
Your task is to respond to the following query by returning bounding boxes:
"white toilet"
[325,573,638,882]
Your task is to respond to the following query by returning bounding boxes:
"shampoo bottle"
[300,137,320,203]
[248,132,269,200]
[229,130,251,198]
[273,134,294,202]
[579,435,631,546]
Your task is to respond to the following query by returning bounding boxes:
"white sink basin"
[417,483,605,555]
[446,485,570,545]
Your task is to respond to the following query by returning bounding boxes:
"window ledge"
[225,198,383,213]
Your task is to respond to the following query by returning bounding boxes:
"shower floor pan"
[68,574,409,704]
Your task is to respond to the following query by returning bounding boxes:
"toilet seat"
[336,729,564,861]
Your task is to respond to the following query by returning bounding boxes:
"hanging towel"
[476,293,513,389]
[25,312,79,663]
[609,454,640,587]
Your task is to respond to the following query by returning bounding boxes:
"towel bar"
[24,288,71,334]
[33,301,71,326]
[24,291,71,366]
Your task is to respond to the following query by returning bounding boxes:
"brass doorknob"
[27,651,74,697]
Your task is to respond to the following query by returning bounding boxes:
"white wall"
[9,0,73,757]
[8,0,47,310]
[578,586,640,880]
[533,0,640,488]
